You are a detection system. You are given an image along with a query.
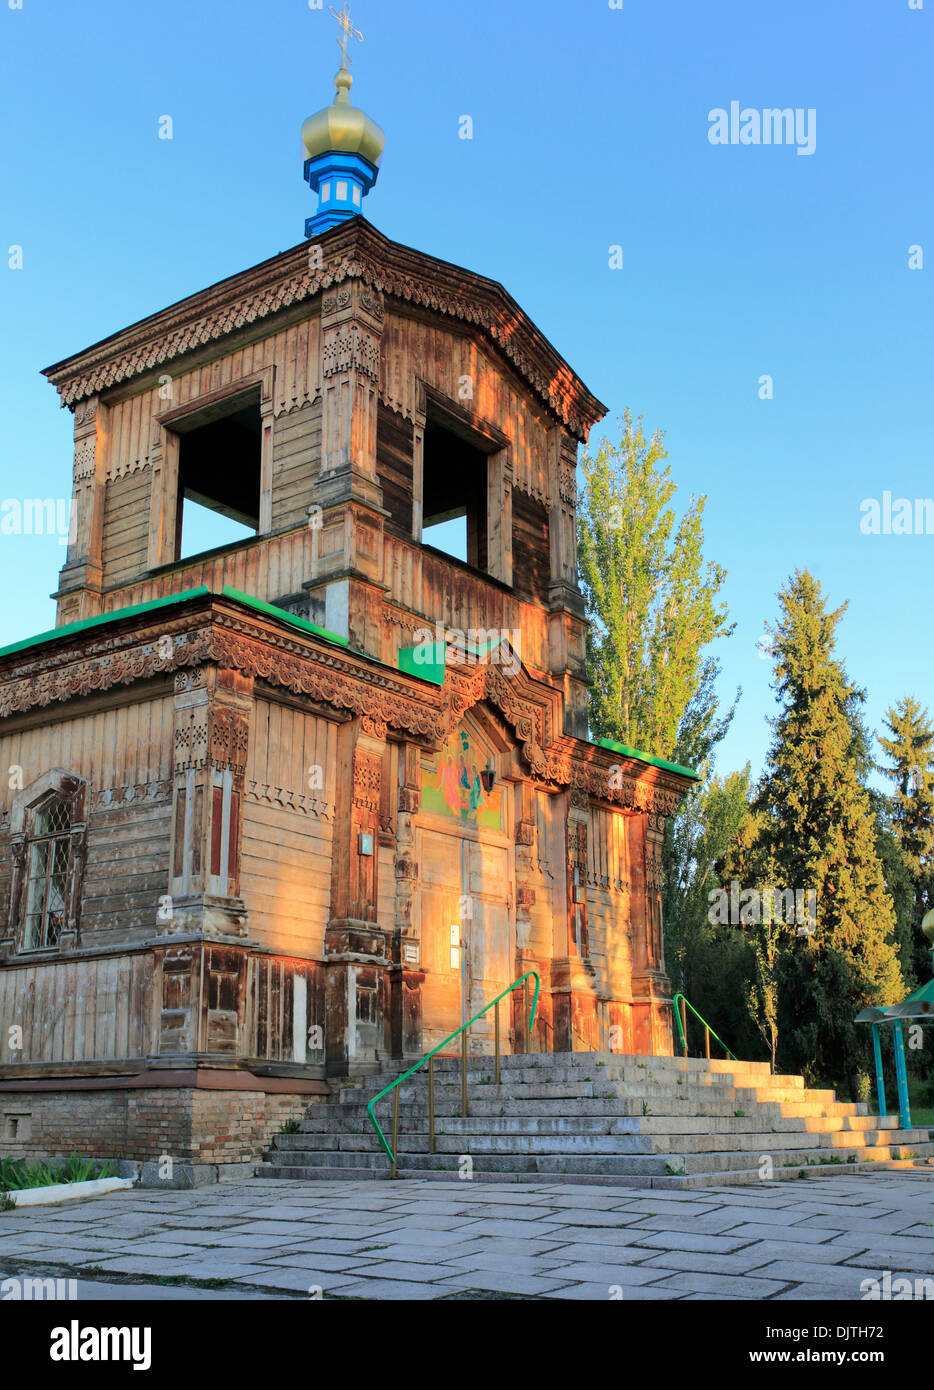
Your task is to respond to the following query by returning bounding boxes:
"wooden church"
[0,28,696,1176]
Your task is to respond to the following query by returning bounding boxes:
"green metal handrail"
[671,993,736,1061]
[366,970,540,1169]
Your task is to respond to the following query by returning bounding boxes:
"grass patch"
[0,1153,118,1192]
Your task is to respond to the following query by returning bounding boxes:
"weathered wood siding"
[102,527,318,612]
[246,955,326,1065]
[0,696,175,945]
[85,314,322,595]
[101,469,153,586]
[380,532,548,670]
[239,698,335,956]
[271,399,322,532]
[0,951,154,1064]
[379,310,555,504]
[511,487,550,604]
[376,402,414,535]
[587,805,634,995]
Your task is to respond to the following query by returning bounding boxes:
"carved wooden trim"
[44,222,606,441]
[0,596,690,819]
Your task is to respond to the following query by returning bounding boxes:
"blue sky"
[1,0,931,785]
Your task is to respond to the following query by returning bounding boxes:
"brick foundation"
[0,1085,323,1170]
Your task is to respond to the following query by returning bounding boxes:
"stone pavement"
[1,1172,933,1300]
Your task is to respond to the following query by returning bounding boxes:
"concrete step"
[267,1126,928,1160]
[259,1140,934,1180]
[263,1050,927,1190]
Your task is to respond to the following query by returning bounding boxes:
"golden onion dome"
[302,63,385,167]
[922,908,934,944]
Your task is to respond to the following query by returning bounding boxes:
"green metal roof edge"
[0,587,213,660]
[397,641,446,687]
[220,586,349,649]
[596,736,701,782]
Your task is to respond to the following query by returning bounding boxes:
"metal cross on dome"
[329,4,364,65]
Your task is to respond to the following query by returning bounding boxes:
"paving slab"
[332,1278,453,1300]
[556,1281,683,1300]
[632,1230,755,1254]
[649,1270,790,1298]
[539,1242,655,1266]
[750,1259,901,1292]
[715,1222,840,1244]
[236,1268,359,1294]
[434,1270,576,1296]
[527,1260,672,1287]
[8,1172,934,1301]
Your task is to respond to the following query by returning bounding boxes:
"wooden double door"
[416,824,514,1054]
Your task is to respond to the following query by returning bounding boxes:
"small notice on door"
[450,946,460,970]
[449,924,460,945]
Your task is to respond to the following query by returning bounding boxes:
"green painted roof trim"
[397,641,446,686]
[220,586,349,649]
[0,587,212,660]
[0,583,352,663]
[596,737,701,782]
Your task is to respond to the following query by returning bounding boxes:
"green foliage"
[664,766,751,991]
[0,1152,118,1191]
[577,410,733,757]
[725,570,904,1096]
[869,788,920,990]
[279,1120,301,1134]
[877,696,934,974]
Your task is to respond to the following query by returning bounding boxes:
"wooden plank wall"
[101,469,153,587]
[0,951,154,1064]
[0,697,175,946]
[101,526,318,612]
[239,698,335,956]
[247,955,326,1064]
[271,399,322,532]
[380,532,548,669]
[94,315,322,592]
[511,488,551,605]
[379,312,555,505]
[375,402,415,535]
[587,805,634,993]
[516,789,563,961]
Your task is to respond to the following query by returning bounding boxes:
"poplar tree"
[736,571,903,1095]
[577,410,733,758]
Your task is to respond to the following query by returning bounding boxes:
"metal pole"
[428,1053,435,1153]
[391,1086,399,1180]
[461,1027,468,1117]
[494,999,501,1086]
[871,1023,887,1119]
[704,1025,710,1060]
[893,1020,912,1130]
[524,977,530,1054]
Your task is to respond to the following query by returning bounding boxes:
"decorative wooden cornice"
[42,220,607,442]
[0,593,689,817]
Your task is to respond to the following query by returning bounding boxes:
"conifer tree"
[732,571,903,1095]
[869,788,920,989]
[877,697,934,958]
